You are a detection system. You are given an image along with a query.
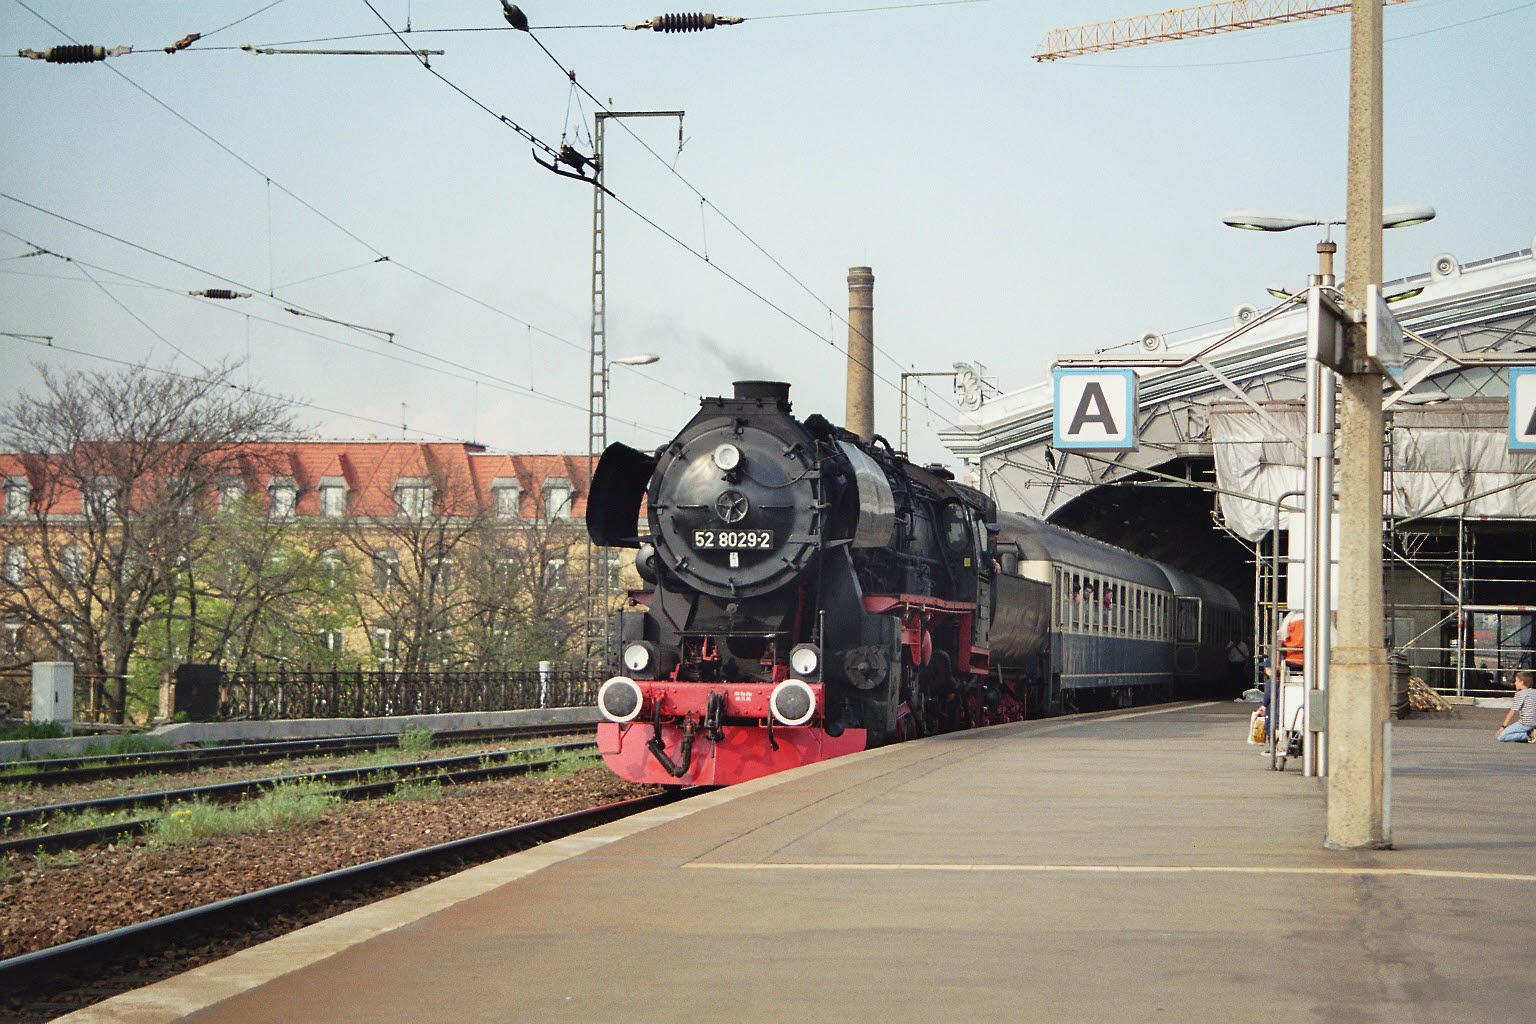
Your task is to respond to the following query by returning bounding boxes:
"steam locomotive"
[588,381,1240,786]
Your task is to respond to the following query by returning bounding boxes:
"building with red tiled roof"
[2,440,602,711]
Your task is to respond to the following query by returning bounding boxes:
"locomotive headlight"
[788,643,821,680]
[597,677,645,723]
[621,641,654,676]
[769,679,816,727]
[711,443,742,472]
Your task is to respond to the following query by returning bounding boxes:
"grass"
[397,726,435,755]
[30,848,80,872]
[534,749,601,778]
[14,806,143,839]
[388,779,444,802]
[0,722,67,742]
[150,781,340,846]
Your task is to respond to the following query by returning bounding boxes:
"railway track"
[0,741,599,855]
[0,789,692,1013]
[0,722,593,787]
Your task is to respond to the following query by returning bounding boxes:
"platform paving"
[64,701,1535,1024]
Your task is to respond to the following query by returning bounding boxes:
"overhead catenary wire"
[5,331,480,445]
[0,212,675,438]
[517,27,962,419]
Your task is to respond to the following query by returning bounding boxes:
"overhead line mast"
[1033,0,1416,60]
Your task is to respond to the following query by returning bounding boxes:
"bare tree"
[459,512,591,668]
[336,459,490,672]
[0,362,294,721]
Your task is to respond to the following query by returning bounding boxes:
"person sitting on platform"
[1495,669,1536,743]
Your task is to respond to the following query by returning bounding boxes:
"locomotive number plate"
[692,529,773,551]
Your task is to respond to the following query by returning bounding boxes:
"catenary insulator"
[190,289,252,300]
[48,45,105,62]
[18,44,130,61]
[625,13,744,31]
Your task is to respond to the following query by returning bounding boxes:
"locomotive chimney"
[845,266,874,442]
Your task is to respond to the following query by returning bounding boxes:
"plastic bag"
[1248,708,1267,745]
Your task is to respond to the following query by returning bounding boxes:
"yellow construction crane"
[1033,0,1416,60]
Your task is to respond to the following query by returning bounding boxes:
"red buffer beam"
[1033,0,1417,61]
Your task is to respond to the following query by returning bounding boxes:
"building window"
[372,623,398,664]
[492,480,522,519]
[217,478,245,512]
[546,557,567,590]
[428,552,453,592]
[395,478,433,519]
[373,549,400,592]
[268,478,297,518]
[542,478,572,520]
[60,544,86,585]
[4,478,29,518]
[2,545,24,586]
[3,617,22,658]
[320,629,343,654]
[321,548,347,588]
[84,476,117,518]
[320,485,346,517]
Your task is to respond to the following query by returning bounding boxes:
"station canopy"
[939,244,1536,595]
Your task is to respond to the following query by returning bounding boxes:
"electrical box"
[31,662,74,726]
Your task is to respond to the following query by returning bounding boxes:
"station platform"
[65,702,1534,1024]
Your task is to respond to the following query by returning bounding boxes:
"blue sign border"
[1510,367,1536,451]
[1052,368,1138,451]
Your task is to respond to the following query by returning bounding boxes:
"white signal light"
[597,677,645,723]
[622,642,653,674]
[789,644,820,679]
[769,679,816,727]
[712,443,742,471]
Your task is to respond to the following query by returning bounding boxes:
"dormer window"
[4,477,29,518]
[542,478,572,520]
[491,478,521,519]
[217,477,245,512]
[395,477,433,519]
[268,477,297,518]
[319,476,347,517]
[83,476,117,517]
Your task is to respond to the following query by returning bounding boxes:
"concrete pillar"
[1328,0,1391,850]
[846,267,875,441]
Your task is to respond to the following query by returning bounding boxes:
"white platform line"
[684,862,1536,883]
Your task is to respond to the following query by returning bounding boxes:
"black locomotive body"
[588,381,1238,786]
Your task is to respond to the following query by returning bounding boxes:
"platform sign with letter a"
[1053,368,1138,450]
[1510,368,1536,451]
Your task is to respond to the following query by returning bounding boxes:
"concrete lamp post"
[1223,201,1434,845]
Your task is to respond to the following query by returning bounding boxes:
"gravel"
[0,766,657,960]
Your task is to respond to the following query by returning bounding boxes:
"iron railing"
[214,666,599,721]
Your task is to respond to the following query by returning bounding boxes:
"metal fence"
[214,666,600,721]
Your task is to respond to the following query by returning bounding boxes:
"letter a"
[1068,382,1118,437]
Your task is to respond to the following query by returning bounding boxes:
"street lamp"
[1223,204,1434,812]
[1222,204,1436,234]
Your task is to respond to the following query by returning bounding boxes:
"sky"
[2,0,1532,470]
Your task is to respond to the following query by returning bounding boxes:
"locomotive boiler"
[587,381,1239,786]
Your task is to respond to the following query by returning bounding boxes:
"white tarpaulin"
[1209,398,1536,541]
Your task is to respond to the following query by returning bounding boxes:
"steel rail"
[0,741,596,838]
[0,723,594,786]
[0,789,692,997]
[0,744,606,856]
